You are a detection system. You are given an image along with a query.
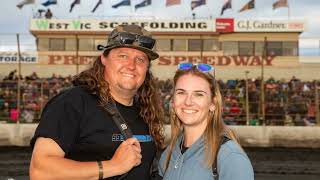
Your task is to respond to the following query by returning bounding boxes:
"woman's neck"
[183,125,206,147]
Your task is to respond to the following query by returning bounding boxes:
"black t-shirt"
[30,86,156,180]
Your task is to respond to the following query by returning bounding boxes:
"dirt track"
[0,147,319,180]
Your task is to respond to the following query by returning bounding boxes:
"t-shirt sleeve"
[30,90,84,154]
[218,151,254,180]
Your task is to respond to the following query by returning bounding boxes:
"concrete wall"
[230,126,320,148]
[1,124,320,148]
[0,124,37,146]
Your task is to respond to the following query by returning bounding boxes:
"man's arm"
[30,137,142,180]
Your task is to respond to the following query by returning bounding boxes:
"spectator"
[284,114,294,126]
[45,9,53,19]
[10,108,19,122]
[249,115,259,126]
[7,69,17,81]
[21,107,35,123]
[304,102,316,126]
[25,72,39,81]
[0,102,10,121]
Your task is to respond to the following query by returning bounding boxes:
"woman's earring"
[209,110,214,116]
[209,105,215,112]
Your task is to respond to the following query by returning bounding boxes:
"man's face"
[101,47,149,96]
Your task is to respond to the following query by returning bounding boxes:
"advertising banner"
[30,19,215,32]
[0,51,38,63]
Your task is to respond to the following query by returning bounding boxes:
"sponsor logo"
[216,18,234,32]
[46,55,275,66]
[158,55,275,66]
[120,124,128,130]
[235,20,303,32]
[32,19,211,32]
[0,52,38,63]
[112,134,153,142]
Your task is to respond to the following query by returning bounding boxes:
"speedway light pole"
[260,37,267,126]
[75,34,79,74]
[315,82,320,126]
[245,70,250,125]
[16,34,22,124]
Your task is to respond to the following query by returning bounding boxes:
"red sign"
[216,18,234,32]
[288,22,304,30]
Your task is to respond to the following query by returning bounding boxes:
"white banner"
[30,19,215,32]
[30,18,304,33]
[0,51,38,63]
[234,19,304,32]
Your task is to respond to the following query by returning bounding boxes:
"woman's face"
[172,74,215,129]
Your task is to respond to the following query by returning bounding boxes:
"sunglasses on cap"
[110,32,156,50]
[178,63,214,73]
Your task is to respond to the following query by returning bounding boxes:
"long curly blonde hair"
[164,67,239,171]
[72,51,165,148]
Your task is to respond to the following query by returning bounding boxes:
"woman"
[158,63,254,180]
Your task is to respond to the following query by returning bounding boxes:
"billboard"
[30,18,304,33]
[30,19,215,32]
[0,51,38,63]
[234,19,304,32]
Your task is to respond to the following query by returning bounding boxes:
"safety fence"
[0,78,319,126]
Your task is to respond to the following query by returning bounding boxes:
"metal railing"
[1,76,320,126]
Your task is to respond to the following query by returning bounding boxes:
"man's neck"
[110,90,135,106]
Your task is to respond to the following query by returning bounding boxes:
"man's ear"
[100,54,107,66]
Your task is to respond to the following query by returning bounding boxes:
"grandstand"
[0,18,319,126]
[0,74,318,126]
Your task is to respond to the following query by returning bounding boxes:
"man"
[30,24,164,180]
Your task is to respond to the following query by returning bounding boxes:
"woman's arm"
[218,152,254,180]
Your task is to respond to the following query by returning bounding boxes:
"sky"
[1,0,320,52]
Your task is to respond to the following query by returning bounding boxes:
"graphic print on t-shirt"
[112,134,153,142]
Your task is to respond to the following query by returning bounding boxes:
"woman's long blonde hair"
[164,66,238,170]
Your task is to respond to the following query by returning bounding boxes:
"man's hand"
[110,138,142,175]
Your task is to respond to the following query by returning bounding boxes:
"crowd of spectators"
[0,69,318,126]
[0,70,73,123]
[156,76,318,126]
